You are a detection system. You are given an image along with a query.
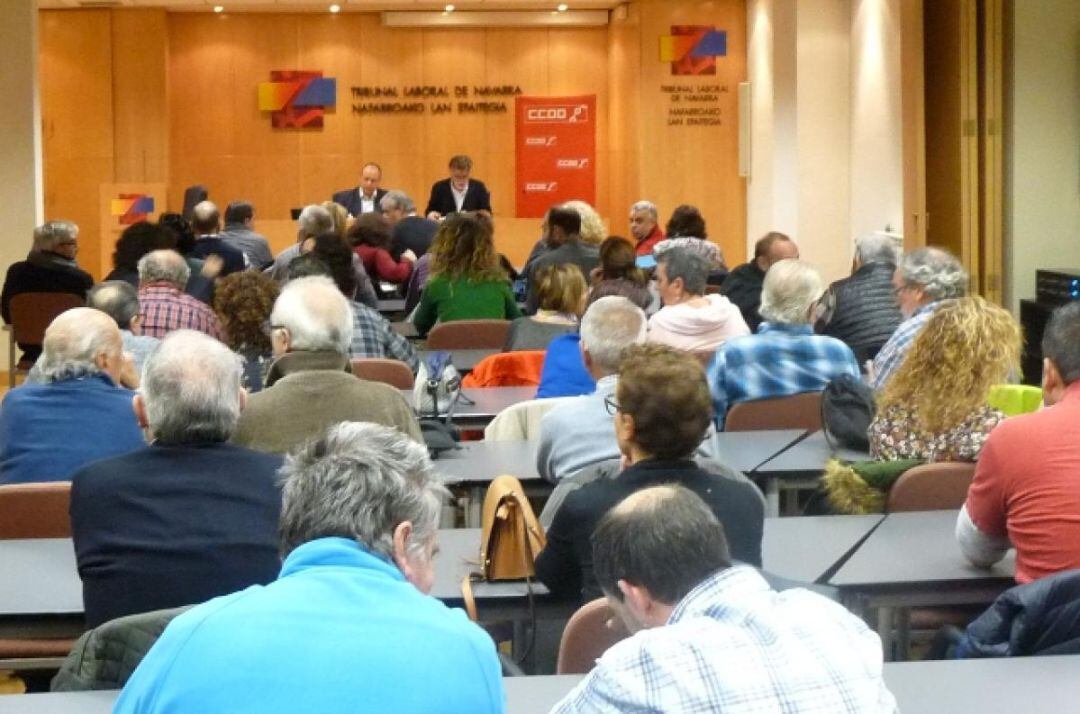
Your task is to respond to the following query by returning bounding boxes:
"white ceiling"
[38,0,620,11]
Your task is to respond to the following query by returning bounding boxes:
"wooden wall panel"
[111,10,169,185]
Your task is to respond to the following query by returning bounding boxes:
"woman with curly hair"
[824,297,1021,514]
[563,200,606,246]
[412,212,521,335]
[213,271,280,393]
[868,296,1021,462]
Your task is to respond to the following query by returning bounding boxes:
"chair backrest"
[724,391,824,432]
[461,350,545,388]
[181,185,208,220]
[350,358,415,390]
[9,292,85,345]
[484,396,578,441]
[0,482,72,539]
[885,461,977,512]
[556,598,630,674]
[987,384,1043,417]
[426,319,511,350]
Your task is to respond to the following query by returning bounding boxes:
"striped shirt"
[553,566,897,713]
[138,283,225,342]
[869,301,942,390]
[708,322,860,428]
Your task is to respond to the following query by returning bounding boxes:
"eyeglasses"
[262,320,286,337]
[603,395,621,416]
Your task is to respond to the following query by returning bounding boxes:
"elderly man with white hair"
[869,246,968,390]
[233,276,421,454]
[114,422,503,714]
[815,234,903,364]
[629,200,664,256]
[137,249,225,341]
[69,330,283,628]
[708,259,861,429]
[1,220,94,361]
[0,308,144,485]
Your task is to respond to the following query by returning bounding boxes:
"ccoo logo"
[525,105,589,124]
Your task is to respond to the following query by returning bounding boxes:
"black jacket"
[392,215,439,259]
[331,187,388,216]
[1,257,93,359]
[958,569,1080,658]
[720,261,766,332]
[535,458,765,601]
[424,178,492,217]
[817,262,902,365]
[70,442,283,628]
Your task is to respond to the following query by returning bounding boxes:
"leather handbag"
[461,475,546,622]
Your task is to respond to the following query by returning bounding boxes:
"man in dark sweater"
[189,200,247,276]
[525,205,599,313]
[70,330,283,627]
[1,220,93,361]
[380,190,438,259]
[535,343,764,602]
[720,231,798,332]
[815,234,903,365]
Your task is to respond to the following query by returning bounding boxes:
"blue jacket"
[0,374,145,485]
[114,537,505,714]
[536,333,596,399]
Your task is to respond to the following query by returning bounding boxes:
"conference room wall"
[38,2,747,277]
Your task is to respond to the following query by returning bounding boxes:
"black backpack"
[821,374,876,451]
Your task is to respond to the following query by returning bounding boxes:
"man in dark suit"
[425,154,492,220]
[332,162,388,217]
[380,190,438,259]
[70,330,283,627]
[189,200,247,276]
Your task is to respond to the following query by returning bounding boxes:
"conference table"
[403,385,536,427]
[752,430,872,517]
[828,509,1016,659]
[12,655,1080,713]
[415,348,501,375]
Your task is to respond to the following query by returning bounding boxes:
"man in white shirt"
[332,162,387,217]
[552,484,897,713]
[424,155,492,220]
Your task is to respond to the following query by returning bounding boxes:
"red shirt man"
[629,201,665,256]
[958,302,1080,583]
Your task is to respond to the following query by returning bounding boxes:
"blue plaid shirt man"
[348,301,418,373]
[552,565,897,713]
[708,322,860,429]
[869,301,942,390]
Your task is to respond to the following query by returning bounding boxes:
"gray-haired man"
[113,422,503,714]
[70,330,283,627]
[381,190,438,259]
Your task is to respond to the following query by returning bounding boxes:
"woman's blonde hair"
[428,212,505,283]
[535,263,587,316]
[563,200,606,245]
[879,296,1022,432]
[320,201,349,238]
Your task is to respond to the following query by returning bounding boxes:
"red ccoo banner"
[515,95,596,218]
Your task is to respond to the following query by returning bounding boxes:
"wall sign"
[515,95,596,218]
[349,85,522,115]
[258,71,337,128]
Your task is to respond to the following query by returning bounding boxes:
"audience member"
[349,212,415,288]
[588,236,652,311]
[0,308,144,485]
[959,301,1080,583]
[647,248,749,352]
[628,200,664,256]
[157,213,217,304]
[719,231,798,332]
[537,296,647,482]
[551,485,896,712]
[218,200,273,270]
[288,243,417,372]
[525,206,600,313]
[536,343,764,601]
[654,204,726,272]
[70,331,282,627]
[233,276,421,453]
[213,271,280,393]
[815,234,903,364]
[412,213,521,335]
[505,264,585,351]
[105,221,177,288]
[870,296,1019,462]
[709,259,860,428]
[1,220,93,361]
[869,246,967,389]
[189,200,246,276]
[321,200,350,239]
[564,199,607,246]
[137,250,225,341]
[86,281,160,374]
[381,190,438,258]
[113,422,503,714]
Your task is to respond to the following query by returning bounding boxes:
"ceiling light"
[445,4,455,11]
[329,3,340,12]
[213,5,224,12]
[557,3,568,10]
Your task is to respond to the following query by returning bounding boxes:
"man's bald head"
[269,276,354,355]
[192,200,220,235]
[138,249,191,289]
[36,308,124,384]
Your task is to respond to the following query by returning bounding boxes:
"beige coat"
[232,351,422,454]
